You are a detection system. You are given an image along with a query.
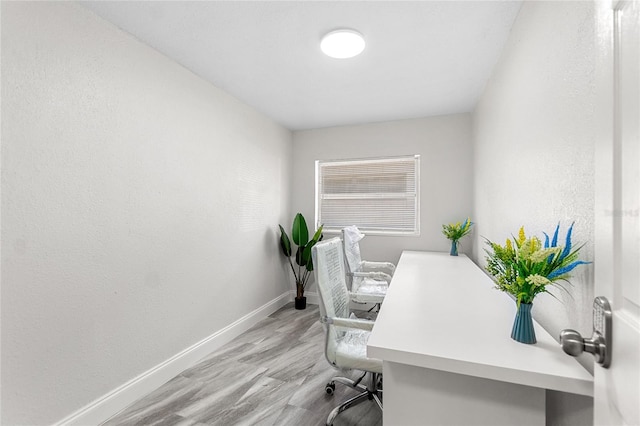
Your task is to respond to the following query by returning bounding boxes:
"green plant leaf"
[306,251,314,271]
[292,213,309,246]
[278,225,292,257]
[295,246,306,267]
[311,225,323,243]
[303,240,318,271]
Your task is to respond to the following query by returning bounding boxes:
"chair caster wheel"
[325,381,336,395]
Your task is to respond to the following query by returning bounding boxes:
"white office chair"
[312,237,383,426]
[341,226,395,305]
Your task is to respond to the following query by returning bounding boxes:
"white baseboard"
[55,292,292,426]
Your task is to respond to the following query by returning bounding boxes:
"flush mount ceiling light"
[320,29,365,59]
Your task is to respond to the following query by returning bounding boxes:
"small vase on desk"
[511,302,536,344]
[450,240,459,256]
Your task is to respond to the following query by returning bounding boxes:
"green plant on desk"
[442,217,473,256]
[484,223,590,344]
[484,223,590,306]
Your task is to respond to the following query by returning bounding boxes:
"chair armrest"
[349,292,385,304]
[361,261,396,275]
[321,316,375,331]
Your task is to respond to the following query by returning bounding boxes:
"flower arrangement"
[484,223,590,306]
[442,218,474,256]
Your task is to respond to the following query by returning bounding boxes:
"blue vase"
[450,240,459,256]
[511,303,536,344]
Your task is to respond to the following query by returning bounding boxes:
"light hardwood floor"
[102,303,382,426]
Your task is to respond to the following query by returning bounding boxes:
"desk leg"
[383,361,545,426]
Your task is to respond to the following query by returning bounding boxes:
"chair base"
[325,373,383,426]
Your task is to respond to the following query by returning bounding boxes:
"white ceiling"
[79,1,522,131]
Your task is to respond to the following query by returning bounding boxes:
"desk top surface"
[366,251,593,396]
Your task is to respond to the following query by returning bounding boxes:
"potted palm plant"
[279,213,323,310]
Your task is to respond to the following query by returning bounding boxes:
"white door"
[594,0,640,425]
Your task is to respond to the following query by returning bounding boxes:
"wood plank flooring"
[102,303,382,426]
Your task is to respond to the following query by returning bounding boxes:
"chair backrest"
[312,237,351,365]
[342,225,365,275]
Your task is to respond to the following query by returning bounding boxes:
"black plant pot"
[294,296,307,310]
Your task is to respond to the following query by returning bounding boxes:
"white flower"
[525,274,551,287]
[529,247,562,263]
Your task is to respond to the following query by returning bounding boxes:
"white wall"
[292,114,474,289]
[1,3,292,425]
[473,1,595,424]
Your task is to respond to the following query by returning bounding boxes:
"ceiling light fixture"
[320,29,365,59]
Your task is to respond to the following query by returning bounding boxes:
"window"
[315,155,420,235]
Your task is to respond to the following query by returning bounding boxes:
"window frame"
[315,154,420,236]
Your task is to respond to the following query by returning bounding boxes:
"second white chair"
[341,225,395,305]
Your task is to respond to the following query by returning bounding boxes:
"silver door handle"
[560,329,608,365]
[559,296,612,368]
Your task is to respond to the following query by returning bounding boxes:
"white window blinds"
[316,155,420,235]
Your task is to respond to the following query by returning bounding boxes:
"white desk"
[367,251,593,426]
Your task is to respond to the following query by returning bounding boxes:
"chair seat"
[335,329,383,374]
[353,277,388,296]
